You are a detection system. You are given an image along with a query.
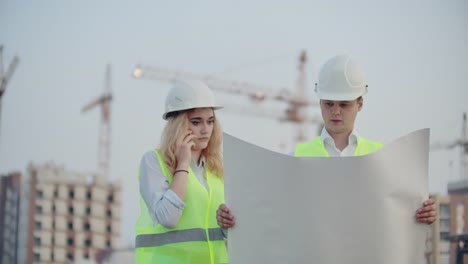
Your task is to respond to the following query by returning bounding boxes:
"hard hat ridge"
[315,54,368,101]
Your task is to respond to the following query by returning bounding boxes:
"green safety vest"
[134,150,228,264]
[294,136,382,157]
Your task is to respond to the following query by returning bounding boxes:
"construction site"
[1,38,468,263]
[0,1,467,261]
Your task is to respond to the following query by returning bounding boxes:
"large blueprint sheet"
[223,129,429,264]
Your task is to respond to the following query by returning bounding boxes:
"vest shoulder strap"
[354,137,382,156]
[294,137,329,157]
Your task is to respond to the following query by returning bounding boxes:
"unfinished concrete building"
[22,163,122,264]
[0,172,21,264]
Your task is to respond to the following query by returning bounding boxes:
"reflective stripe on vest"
[134,150,227,264]
[136,228,224,248]
[294,136,382,157]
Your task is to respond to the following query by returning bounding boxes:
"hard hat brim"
[315,91,366,101]
[162,105,223,120]
[315,85,368,101]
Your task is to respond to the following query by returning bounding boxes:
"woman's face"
[187,108,215,151]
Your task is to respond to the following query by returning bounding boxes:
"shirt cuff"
[163,189,186,210]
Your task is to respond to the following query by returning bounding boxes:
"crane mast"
[82,64,113,179]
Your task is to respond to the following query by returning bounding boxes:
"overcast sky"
[1,0,467,246]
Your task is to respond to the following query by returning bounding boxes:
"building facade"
[24,164,121,264]
[0,172,21,264]
[425,194,451,264]
[447,179,468,264]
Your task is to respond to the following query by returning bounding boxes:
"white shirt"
[320,127,359,157]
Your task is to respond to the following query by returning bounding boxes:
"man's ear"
[357,97,363,111]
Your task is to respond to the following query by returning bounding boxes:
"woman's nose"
[200,123,208,133]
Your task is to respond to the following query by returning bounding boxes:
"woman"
[134,80,227,264]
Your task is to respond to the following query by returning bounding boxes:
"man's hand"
[416,198,437,224]
[217,204,235,228]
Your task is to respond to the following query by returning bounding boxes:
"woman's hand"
[416,198,437,224]
[217,204,236,228]
[175,130,196,169]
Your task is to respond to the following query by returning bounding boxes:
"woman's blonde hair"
[160,108,223,178]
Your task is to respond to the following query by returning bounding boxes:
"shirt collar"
[320,127,359,147]
[192,155,206,169]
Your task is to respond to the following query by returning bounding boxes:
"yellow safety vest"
[134,150,228,264]
[294,136,382,157]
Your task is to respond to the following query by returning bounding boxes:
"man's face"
[320,97,363,135]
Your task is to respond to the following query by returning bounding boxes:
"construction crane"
[132,50,321,146]
[82,64,113,179]
[0,45,20,139]
[431,112,468,179]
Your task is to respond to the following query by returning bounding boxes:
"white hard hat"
[162,80,223,120]
[315,54,368,101]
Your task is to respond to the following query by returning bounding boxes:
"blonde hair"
[160,109,224,178]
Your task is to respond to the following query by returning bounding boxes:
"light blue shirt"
[139,150,208,228]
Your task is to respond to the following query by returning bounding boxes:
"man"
[217,54,436,228]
